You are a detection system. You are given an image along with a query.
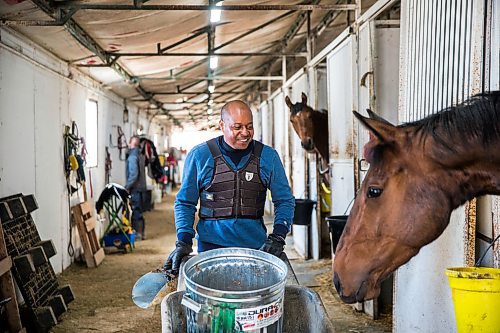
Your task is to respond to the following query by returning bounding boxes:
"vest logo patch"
[206,193,214,201]
[245,172,254,182]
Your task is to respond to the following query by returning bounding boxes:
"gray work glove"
[259,234,286,257]
[163,240,192,274]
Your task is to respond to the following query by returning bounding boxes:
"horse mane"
[406,91,500,148]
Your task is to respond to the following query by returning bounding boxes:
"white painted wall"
[326,37,355,216]
[259,101,274,216]
[289,75,309,259]
[0,28,167,273]
[290,75,308,200]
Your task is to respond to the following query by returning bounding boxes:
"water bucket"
[181,248,288,333]
[293,199,316,225]
[325,215,348,255]
[445,267,500,333]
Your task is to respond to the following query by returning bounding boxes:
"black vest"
[199,138,267,219]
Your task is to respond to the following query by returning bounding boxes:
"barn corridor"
[49,193,391,333]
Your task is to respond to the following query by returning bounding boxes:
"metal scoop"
[132,270,175,309]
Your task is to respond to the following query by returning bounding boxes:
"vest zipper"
[235,171,240,216]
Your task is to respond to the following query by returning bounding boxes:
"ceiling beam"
[53,3,358,11]
[107,52,308,57]
[213,10,295,52]
[30,0,182,126]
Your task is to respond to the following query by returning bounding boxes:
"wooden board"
[72,201,105,268]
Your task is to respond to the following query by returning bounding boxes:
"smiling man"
[164,100,295,273]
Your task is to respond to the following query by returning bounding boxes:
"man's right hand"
[163,240,192,274]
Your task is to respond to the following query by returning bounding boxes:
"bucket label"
[234,299,283,331]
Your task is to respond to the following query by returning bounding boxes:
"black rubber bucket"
[293,199,316,226]
[325,215,348,255]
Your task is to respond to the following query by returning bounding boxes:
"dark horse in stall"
[333,91,500,303]
[286,93,329,166]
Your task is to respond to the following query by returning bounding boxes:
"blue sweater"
[174,136,295,249]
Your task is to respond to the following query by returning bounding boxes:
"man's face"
[220,104,254,150]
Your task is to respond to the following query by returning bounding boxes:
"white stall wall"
[272,93,290,180]
[395,1,492,331]
[289,75,309,259]
[326,36,355,215]
[0,29,164,273]
[259,102,274,216]
[290,75,308,199]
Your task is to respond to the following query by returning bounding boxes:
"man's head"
[219,100,254,150]
[129,135,140,149]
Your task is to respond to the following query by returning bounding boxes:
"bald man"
[164,100,295,273]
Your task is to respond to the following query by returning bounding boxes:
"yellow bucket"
[445,267,500,333]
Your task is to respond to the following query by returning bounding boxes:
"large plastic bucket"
[445,267,500,333]
[293,199,316,225]
[181,248,288,333]
[325,215,348,255]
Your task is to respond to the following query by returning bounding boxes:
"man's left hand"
[259,234,286,257]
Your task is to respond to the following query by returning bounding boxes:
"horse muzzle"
[301,138,315,151]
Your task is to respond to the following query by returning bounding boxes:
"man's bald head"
[219,100,254,150]
[220,100,252,122]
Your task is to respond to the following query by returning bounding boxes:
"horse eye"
[367,187,383,198]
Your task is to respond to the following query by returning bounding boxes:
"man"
[125,136,147,240]
[164,100,295,273]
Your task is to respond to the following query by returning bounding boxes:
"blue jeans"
[130,191,144,235]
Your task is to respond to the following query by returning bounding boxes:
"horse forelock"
[291,103,303,115]
[409,91,500,149]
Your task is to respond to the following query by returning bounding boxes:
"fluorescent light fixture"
[208,99,214,105]
[210,1,223,23]
[208,84,215,93]
[207,108,213,115]
[209,55,219,70]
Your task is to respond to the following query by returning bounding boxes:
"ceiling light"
[209,55,219,70]
[175,97,183,103]
[210,1,223,23]
[208,99,213,105]
[207,108,213,115]
[208,84,215,93]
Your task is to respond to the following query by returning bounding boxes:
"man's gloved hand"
[163,240,192,274]
[259,234,286,257]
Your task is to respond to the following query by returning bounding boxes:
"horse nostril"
[333,272,342,294]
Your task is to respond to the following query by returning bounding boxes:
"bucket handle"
[181,294,203,313]
[475,233,500,266]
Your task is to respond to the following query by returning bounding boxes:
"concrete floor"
[51,192,391,333]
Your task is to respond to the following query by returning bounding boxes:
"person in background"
[125,136,147,240]
[166,148,178,188]
[164,100,295,273]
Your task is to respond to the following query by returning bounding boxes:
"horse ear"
[353,111,396,144]
[285,96,293,109]
[301,92,307,105]
[366,109,393,125]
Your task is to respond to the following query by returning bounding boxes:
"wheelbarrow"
[160,252,334,333]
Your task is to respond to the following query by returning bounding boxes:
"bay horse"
[286,93,329,164]
[333,91,500,304]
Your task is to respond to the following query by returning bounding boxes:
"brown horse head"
[333,92,500,304]
[285,92,329,161]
